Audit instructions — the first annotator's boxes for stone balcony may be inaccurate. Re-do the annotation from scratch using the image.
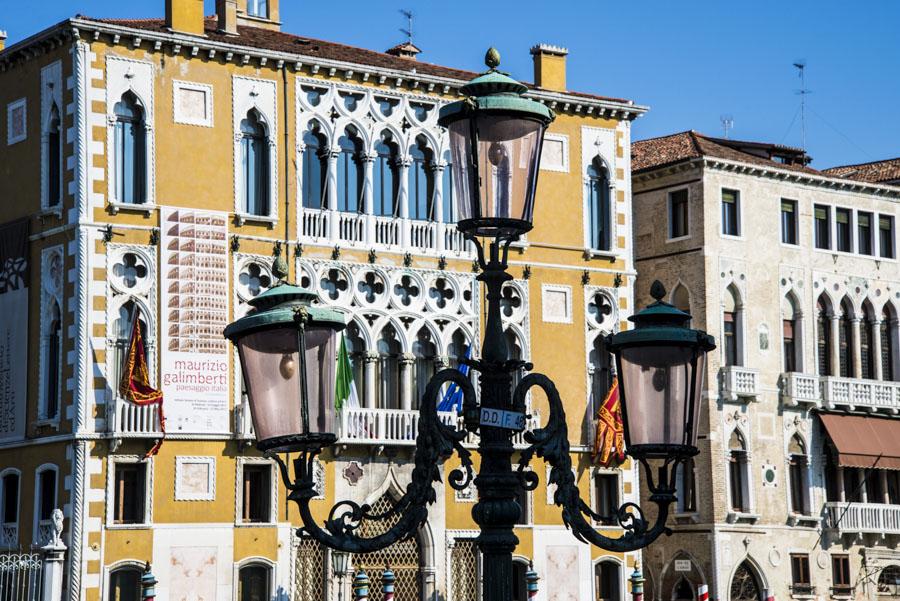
[108,398,163,438]
[720,366,760,401]
[780,372,900,413]
[825,501,900,536]
[300,209,473,258]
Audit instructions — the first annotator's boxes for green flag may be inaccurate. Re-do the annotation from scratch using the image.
[335,335,360,410]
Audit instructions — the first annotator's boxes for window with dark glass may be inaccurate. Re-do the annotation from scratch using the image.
[113,92,146,205]
[839,299,853,378]
[788,435,810,515]
[593,473,619,525]
[669,189,689,239]
[883,306,895,381]
[240,110,269,216]
[865,468,884,503]
[818,298,832,376]
[880,215,895,259]
[790,554,812,593]
[113,463,146,524]
[38,470,56,523]
[246,0,268,18]
[721,189,740,236]
[781,199,798,245]
[843,468,862,503]
[239,565,271,601]
[888,471,900,505]
[587,160,612,251]
[858,212,874,255]
[301,122,326,210]
[815,205,831,250]
[44,301,61,420]
[861,306,876,379]
[728,430,747,512]
[832,555,851,595]
[836,208,852,252]
[1,473,18,526]
[784,318,796,373]
[242,465,272,523]
[47,103,62,207]
[676,457,696,513]
[372,132,398,216]
[825,455,840,502]
[724,312,737,366]
[409,136,435,221]
[514,481,529,525]
[595,562,621,601]
[109,567,142,601]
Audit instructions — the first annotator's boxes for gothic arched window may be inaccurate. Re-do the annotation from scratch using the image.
[240,110,270,216]
[728,430,749,513]
[782,293,802,373]
[587,159,612,251]
[238,563,271,601]
[41,300,62,420]
[376,325,401,410]
[723,285,742,367]
[337,127,363,213]
[412,327,436,409]
[817,296,832,376]
[861,302,876,379]
[788,434,810,515]
[301,121,327,209]
[373,131,399,216]
[108,566,142,601]
[883,305,896,381]
[113,92,146,205]
[839,298,853,378]
[409,136,435,221]
[47,103,62,207]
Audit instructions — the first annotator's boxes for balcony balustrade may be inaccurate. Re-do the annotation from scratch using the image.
[0,524,17,549]
[781,372,821,406]
[300,208,472,258]
[825,501,900,535]
[720,366,760,401]
[108,398,163,438]
[780,373,900,413]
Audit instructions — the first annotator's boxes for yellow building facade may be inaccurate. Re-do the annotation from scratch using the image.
[0,2,648,600]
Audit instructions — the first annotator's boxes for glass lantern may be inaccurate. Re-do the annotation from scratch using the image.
[224,284,346,452]
[438,48,554,240]
[606,281,715,459]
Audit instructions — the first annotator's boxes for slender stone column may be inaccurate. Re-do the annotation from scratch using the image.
[398,158,411,247]
[327,150,340,240]
[837,467,846,502]
[881,470,890,504]
[874,319,884,380]
[851,318,862,378]
[830,315,841,377]
[363,351,379,409]
[860,469,869,503]
[362,153,376,245]
[399,353,415,411]
[432,164,446,253]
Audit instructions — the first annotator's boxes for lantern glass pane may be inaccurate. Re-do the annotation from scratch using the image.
[619,345,706,448]
[237,325,337,443]
[447,115,545,233]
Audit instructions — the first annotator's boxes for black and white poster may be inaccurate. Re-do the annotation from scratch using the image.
[0,218,29,441]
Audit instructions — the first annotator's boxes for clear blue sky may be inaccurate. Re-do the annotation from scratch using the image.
[5,0,899,168]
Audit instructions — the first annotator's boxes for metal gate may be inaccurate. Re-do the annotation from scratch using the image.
[0,553,43,601]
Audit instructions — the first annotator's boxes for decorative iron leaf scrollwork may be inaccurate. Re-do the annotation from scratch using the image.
[513,373,679,552]
[274,368,477,554]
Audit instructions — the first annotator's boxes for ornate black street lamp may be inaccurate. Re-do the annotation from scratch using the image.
[223,48,715,601]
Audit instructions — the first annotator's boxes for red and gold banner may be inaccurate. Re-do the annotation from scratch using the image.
[119,304,165,457]
[591,377,625,467]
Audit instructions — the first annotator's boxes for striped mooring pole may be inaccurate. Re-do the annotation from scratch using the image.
[352,570,370,601]
[382,567,396,601]
[525,562,539,600]
[141,562,157,601]
[698,584,709,601]
[630,561,645,601]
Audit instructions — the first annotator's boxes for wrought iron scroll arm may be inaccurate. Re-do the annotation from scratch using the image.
[514,373,679,552]
[272,369,477,553]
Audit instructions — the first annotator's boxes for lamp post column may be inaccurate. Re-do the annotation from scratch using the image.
[472,241,518,601]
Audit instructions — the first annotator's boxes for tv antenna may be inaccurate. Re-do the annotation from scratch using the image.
[793,60,811,150]
[720,115,734,139]
[399,9,414,45]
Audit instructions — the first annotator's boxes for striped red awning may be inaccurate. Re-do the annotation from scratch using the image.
[820,413,900,470]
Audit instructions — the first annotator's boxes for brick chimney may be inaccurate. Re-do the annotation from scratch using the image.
[165,0,206,36]
[216,0,238,35]
[0,31,7,52]
[385,42,422,61]
[530,44,568,92]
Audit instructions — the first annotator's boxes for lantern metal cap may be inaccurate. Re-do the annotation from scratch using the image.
[607,281,715,350]
[438,47,555,127]
[223,283,346,341]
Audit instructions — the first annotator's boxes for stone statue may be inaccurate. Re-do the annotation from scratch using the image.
[50,508,64,547]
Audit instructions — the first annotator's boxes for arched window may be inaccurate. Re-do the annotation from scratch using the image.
[301,121,327,209]
[817,296,832,376]
[337,127,363,213]
[589,335,614,415]
[0,470,20,547]
[861,302,876,379]
[730,562,762,601]
[839,298,854,378]
[587,159,612,251]
[409,136,435,221]
[240,110,270,216]
[448,330,469,370]
[671,284,691,315]
[376,325,401,410]
[108,566,142,601]
[238,563,271,601]
[788,434,810,515]
[113,301,149,399]
[42,300,62,420]
[728,430,749,513]
[595,561,621,601]
[113,92,146,205]
[345,322,367,405]
[441,149,455,223]
[512,559,530,601]
[33,466,57,545]
[883,305,896,382]
[412,327,436,409]
[373,131,399,216]
[782,293,802,373]
[47,103,62,207]
[673,577,694,601]
[878,565,900,596]
[723,286,742,367]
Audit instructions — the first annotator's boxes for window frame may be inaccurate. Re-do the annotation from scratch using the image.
[235,458,278,526]
[32,464,58,544]
[790,553,813,594]
[233,559,277,601]
[835,207,853,253]
[172,80,214,128]
[781,198,799,246]
[814,204,832,250]
[106,562,145,601]
[0,468,21,549]
[667,188,691,241]
[245,0,269,18]
[585,158,615,254]
[232,76,278,224]
[594,559,623,601]
[591,469,622,527]
[112,462,148,526]
[831,555,852,596]
[720,187,741,238]
[858,211,874,256]
[105,455,153,529]
[880,214,896,259]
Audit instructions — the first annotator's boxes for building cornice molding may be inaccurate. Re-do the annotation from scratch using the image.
[2,18,647,120]
[634,156,900,199]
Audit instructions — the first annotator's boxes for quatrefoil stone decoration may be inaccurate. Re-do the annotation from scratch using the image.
[114,252,147,289]
[429,278,455,309]
[321,268,349,301]
[499,285,521,318]
[358,271,385,304]
[395,275,420,306]
[588,292,614,326]
[239,263,271,298]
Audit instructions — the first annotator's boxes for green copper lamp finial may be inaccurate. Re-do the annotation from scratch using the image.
[485,47,501,70]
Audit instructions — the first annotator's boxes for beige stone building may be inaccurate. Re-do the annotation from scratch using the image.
[631,132,900,601]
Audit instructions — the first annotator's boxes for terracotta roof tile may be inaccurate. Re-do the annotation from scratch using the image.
[83,16,632,104]
[823,158,900,184]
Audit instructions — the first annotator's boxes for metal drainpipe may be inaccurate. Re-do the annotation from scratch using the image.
[281,62,291,267]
